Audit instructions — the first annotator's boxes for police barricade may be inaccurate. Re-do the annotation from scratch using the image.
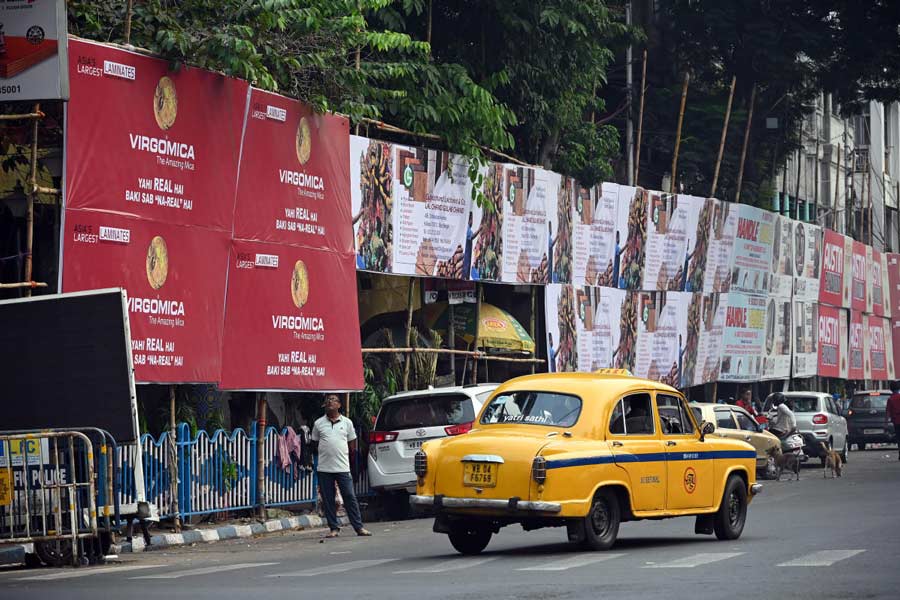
[0,431,98,567]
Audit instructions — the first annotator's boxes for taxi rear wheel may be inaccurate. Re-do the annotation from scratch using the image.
[583,489,620,551]
[448,522,492,555]
[713,475,747,540]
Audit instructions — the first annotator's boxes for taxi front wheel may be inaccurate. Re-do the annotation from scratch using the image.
[713,475,747,540]
[448,522,492,555]
[583,489,621,551]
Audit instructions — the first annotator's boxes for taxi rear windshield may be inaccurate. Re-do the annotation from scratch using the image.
[850,394,889,409]
[480,391,582,427]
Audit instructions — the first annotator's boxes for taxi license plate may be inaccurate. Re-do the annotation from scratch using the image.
[463,462,496,487]
[864,428,884,435]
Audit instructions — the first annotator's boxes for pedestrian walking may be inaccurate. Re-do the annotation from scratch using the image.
[887,382,900,461]
[311,394,373,537]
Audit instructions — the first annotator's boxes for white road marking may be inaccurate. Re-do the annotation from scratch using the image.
[132,562,278,579]
[778,550,866,567]
[16,564,163,581]
[269,559,398,577]
[394,556,498,574]
[517,553,625,571]
[643,552,744,568]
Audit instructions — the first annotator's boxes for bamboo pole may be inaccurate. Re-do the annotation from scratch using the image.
[256,393,267,519]
[710,76,736,199]
[0,281,47,289]
[124,0,134,45]
[24,103,39,298]
[832,145,841,230]
[449,302,456,382]
[868,166,873,246]
[814,137,820,218]
[670,73,690,194]
[634,49,648,185]
[427,0,433,45]
[402,277,415,390]
[530,286,537,374]
[473,283,482,384]
[168,385,181,533]
[362,347,543,361]
[734,84,757,204]
[0,111,44,120]
[795,124,803,220]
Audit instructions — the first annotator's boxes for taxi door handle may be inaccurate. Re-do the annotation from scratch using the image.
[666,441,677,447]
[744,435,752,442]
[612,441,624,447]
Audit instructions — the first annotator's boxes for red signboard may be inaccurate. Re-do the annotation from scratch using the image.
[219,240,363,390]
[888,254,900,365]
[816,305,846,379]
[850,241,867,313]
[66,39,249,231]
[233,89,352,252]
[865,314,893,382]
[869,247,886,317]
[848,310,865,381]
[61,209,230,383]
[819,230,850,308]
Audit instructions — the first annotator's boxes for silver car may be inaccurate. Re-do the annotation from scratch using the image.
[763,391,849,464]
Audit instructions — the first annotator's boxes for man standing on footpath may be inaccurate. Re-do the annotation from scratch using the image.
[311,394,373,538]
[887,383,900,461]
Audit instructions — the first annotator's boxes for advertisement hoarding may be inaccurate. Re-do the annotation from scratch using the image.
[0,0,68,101]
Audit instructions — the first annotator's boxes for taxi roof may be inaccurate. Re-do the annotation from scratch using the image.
[494,371,682,401]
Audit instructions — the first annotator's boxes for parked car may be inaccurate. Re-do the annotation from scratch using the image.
[412,371,761,555]
[762,392,849,464]
[846,390,896,450]
[367,384,498,518]
[690,402,779,474]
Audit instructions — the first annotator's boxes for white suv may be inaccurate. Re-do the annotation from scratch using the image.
[367,384,498,518]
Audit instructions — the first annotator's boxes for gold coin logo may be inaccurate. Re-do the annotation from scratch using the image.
[296,117,312,165]
[153,76,178,130]
[290,260,309,309]
[146,236,169,290]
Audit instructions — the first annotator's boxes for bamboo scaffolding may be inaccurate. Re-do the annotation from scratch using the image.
[0,111,44,121]
[362,347,545,364]
[710,76,736,198]
[670,73,690,194]
[633,49,648,185]
[0,281,47,289]
[832,145,841,230]
[24,103,39,297]
[734,84,757,204]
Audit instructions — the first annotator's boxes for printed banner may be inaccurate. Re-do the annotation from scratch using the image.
[850,241,867,313]
[0,0,68,101]
[817,305,848,379]
[501,166,555,283]
[61,209,229,383]
[615,186,648,290]
[573,286,595,373]
[792,301,818,379]
[219,240,363,390]
[703,199,736,294]
[66,39,249,231]
[848,310,865,380]
[633,292,690,387]
[643,193,697,292]
[469,163,505,281]
[888,254,900,366]
[867,247,888,317]
[761,296,792,380]
[683,293,726,387]
[730,204,775,296]
[572,182,617,287]
[595,287,630,371]
[349,136,394,272]
[771,215,794,299]
[865,315,895,382]
[234,89,351,252]
[819,230,852,308]
[552,178,574,284]
[793,222,822,302]
[545,284,578,373]
[719,292,766,382]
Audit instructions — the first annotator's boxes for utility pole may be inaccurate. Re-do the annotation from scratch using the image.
[626,1,634,186]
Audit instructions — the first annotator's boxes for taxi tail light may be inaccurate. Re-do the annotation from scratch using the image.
[414,450,427,477]
[368,431,398,444]
[532,456,547,484]
[847,409,854,416]
[812,414,828,425]
[444,421,473,436]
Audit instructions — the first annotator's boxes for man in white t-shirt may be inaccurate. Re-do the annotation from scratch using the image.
[311,394,372,538]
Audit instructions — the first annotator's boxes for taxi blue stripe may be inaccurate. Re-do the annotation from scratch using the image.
[546,450,755,470]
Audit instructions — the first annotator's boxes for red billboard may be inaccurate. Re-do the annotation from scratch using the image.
[61,209,230,383]
[65,39,249,231]
[819,230,850,308]
[848,310,865,380]
[219,240,363,390]
[850,241,867,313]
[865,314,894,382]
[888,254,900,365]
[233,89,352,252]
[816,305,847,379]
[869,247,886,317]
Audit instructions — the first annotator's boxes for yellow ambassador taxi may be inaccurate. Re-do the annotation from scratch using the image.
[411,371,762,555]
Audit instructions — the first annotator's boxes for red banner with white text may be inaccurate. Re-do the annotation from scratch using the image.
[816,305,847,379]
[848,310,866,380]
[233,89,352,252]
[219,240,363,390]
[65,38,248,231]
[865,314,895,382]
[850,241,868,313]
[61,209,230,382]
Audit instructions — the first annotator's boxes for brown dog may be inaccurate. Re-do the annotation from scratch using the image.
[819,442,843,478]
[767,445,801,481]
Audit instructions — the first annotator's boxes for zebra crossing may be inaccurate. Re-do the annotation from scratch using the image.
[6,548,867,582]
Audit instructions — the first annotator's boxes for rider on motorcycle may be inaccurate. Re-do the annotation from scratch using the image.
[767,392,796,439]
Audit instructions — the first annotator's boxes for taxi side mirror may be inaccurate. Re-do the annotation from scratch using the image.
[699,420,715,442]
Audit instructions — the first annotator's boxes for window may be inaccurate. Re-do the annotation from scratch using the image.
[480,391,582,427]
[715,409,737,430]
[657,394,695,435]
[789,396,821,413]
[691,407,703,425]
[609,393,654,435]
[850,394,889,410]
[734,411,758,432]
[376,394,475,430]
